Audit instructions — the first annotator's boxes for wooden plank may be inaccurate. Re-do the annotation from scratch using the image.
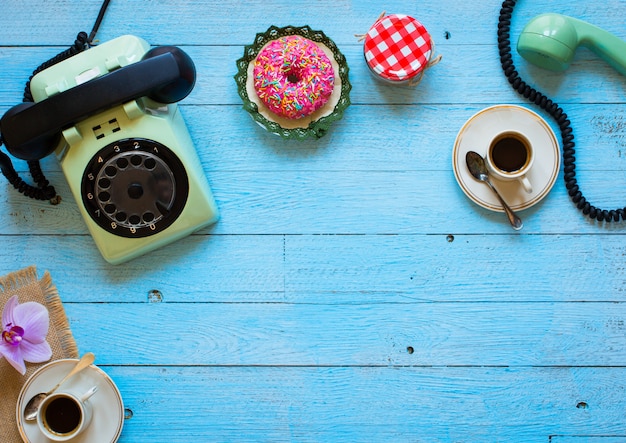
[1,234,285,302]
[2,104,625,175]
[1,167,626,235]
[1,44,625,106]
[2,233,626,304]
[552,438,626,442]
[0,0,623,47]
[283,234,626,303]
[65,301,626,366]
[98,366,626,442]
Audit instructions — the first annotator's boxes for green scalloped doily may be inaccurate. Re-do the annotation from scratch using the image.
[234,25,351,140]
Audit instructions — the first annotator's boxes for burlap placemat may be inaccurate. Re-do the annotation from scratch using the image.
[0,266,78,442]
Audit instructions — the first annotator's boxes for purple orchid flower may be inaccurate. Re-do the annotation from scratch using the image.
[1,295,51,375]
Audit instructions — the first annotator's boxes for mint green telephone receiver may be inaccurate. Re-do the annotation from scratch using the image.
[517,13,626,76]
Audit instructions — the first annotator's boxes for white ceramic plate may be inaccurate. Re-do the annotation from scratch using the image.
[16,359,124,443]
[453,104,560,212]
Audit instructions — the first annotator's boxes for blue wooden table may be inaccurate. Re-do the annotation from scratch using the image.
[1,0,626,441]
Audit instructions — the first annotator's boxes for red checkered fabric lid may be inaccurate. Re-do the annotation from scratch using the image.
[364,14,433,82]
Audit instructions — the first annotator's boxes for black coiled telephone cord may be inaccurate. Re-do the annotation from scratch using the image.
[0,0,110,204]
[498,0,625,222]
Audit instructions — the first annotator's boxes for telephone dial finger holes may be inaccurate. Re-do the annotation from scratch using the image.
[81,138,189,238]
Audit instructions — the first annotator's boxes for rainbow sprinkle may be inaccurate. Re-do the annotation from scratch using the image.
[253,35,335,119]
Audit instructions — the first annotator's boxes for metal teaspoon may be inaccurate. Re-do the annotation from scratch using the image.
[465,151,523,230]
[23,352,96,421]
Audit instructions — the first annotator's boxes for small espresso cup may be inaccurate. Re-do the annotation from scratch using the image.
[36,386,98,441]
[485,130,534,193]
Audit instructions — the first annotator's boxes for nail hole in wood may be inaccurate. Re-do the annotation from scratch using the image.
[124,408,134,419]
[447,234,455,242]
[407,346,414,354]
[148,289,163,303]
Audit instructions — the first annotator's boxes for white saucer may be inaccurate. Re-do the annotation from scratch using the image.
[16,359,124,443]
[453,104,560,212]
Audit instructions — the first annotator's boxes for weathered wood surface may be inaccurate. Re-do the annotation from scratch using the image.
[1,0,625,441]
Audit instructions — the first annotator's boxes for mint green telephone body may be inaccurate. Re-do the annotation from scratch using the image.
[517,13,626,76]
[29,35,219,264]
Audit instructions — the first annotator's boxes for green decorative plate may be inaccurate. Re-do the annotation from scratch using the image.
[234,25,351,140]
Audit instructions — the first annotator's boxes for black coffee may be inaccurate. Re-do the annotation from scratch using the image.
[44,396,81,434]
[491,135,529,172]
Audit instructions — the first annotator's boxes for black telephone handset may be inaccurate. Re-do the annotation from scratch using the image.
[0,1,114,202]
[0,46,195,161]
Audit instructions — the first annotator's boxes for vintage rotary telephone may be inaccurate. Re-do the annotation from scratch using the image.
[498,2,626,222]
[0,3,218,263]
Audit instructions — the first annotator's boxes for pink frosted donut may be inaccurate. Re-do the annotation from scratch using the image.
[253,35,335,120]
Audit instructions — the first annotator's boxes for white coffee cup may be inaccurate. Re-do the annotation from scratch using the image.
[485,130,534,193]
[36,386,98,441]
